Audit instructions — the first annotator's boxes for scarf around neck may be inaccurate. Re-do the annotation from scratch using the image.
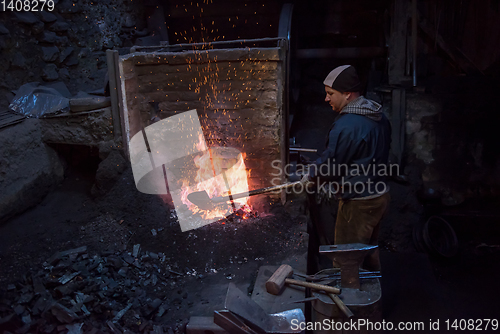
[340,96,383,121]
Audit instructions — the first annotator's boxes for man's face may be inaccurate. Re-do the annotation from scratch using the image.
[325,86,348,112]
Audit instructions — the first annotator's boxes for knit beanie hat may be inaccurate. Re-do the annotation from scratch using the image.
[323,65,362,92]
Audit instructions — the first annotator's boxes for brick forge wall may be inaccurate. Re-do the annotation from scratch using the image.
[120,47,285,209]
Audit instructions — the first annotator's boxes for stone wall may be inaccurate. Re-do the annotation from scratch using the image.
[0,1,149,221]
[119,47,285,203]
[403,90,500,205]
[41,108,114,145]
[0,0,145,110]
[0,119,64,222]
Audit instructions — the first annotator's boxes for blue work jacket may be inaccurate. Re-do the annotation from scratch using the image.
[309,112,392,200]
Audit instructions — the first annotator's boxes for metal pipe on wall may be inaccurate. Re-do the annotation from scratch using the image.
[412,0,418,86]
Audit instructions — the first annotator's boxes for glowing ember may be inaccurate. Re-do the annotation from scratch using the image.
[180,136,251,220]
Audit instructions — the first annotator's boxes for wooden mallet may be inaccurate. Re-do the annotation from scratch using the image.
[265,264,341,295]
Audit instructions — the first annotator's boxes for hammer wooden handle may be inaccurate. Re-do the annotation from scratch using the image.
[266,264,342,295]
[285,278,341,294]
[328,293,354,318]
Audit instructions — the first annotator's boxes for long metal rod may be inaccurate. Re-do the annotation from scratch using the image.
[278,3,294,205]
[132,37,286,51]
[196,180,303,205]
[221,180,304,202]
[41,108,108,118]
[290,147,318,153]
[295,272,381,282]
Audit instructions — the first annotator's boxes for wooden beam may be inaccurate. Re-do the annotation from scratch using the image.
[391,88,405,167]
[388,0,410,85]
[296,47,386,59]
[106,50,123,142]
[418,12,483,75]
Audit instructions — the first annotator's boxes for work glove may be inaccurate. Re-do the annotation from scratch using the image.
[289,171,303,182]
[300,165,314,185]
[298,154,312,165]
[289,166,311,183]
[290,164,314,185]
[301,173,311,185]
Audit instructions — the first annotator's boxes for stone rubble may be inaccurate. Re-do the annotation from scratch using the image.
[0,245,186,333]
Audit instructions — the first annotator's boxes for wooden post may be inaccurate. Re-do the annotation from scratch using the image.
[106,50,123,142]
[391,88,406,167]
[388,0,411,85]
[278,39,288,205]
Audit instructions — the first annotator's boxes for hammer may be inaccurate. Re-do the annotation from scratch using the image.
[266,265,353,318]
[266,264,340,295]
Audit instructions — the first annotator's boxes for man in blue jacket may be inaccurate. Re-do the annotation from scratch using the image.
[305,65,391,271]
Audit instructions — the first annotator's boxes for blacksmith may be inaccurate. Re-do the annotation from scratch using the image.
[304,65,392,271]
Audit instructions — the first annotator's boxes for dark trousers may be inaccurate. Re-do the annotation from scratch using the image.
[307,192,337,274]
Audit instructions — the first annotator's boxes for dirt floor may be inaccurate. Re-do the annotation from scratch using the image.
[0,157,308,333]
[2,150,500,333]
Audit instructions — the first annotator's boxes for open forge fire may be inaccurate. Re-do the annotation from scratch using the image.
[180,135,253,220]
[128,109,258,232]
[126,3,282,231]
